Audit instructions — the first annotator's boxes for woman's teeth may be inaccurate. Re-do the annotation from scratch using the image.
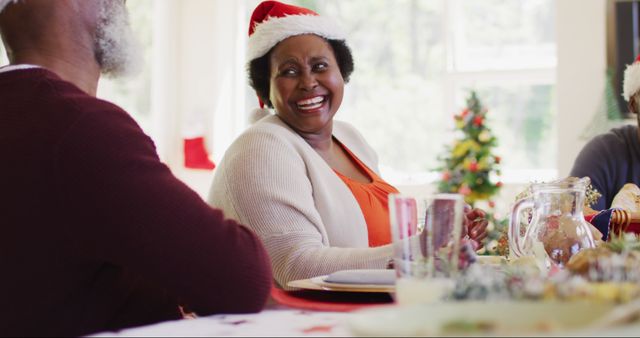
[297,96,325,110]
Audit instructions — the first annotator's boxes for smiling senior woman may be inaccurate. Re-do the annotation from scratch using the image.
[208,0,488,289]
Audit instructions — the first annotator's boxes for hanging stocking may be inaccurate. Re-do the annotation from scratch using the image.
[183,136,215,170]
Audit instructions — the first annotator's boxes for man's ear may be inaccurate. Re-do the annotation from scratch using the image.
[629,96,638,115]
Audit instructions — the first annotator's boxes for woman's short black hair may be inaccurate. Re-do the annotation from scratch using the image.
[248,38,354,108]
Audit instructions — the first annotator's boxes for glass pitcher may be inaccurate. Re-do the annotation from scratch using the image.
[509,177,596,268]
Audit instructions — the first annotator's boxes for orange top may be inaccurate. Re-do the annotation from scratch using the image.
[334,143,399,247]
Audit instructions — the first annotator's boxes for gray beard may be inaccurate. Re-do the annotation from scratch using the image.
[94,0,143,78]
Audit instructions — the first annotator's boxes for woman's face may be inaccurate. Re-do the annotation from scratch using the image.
[268,34,344,137]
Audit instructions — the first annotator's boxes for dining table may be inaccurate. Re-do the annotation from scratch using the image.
[89,285,640,337]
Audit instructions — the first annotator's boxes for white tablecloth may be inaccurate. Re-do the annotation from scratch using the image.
[90,305,640,337]
[91,309,354,337]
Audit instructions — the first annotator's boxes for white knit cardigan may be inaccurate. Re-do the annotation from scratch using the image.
[208,115,393,289]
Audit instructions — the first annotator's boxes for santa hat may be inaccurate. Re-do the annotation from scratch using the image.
[0,0,17,13]
[623,54,640,102]
[246,1,346,122]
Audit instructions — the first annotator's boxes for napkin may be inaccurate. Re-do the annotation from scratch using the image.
[324,269,396,286]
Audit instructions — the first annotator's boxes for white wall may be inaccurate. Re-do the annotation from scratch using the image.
[556,0,607,176]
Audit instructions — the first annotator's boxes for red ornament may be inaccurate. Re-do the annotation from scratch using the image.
[496,181,503,188]
[461,109,470,117]
[494,155,501,164]
[468,161,479,173]
[488,200,496,208]
[459,185,472,196]
[473,116,484,127]
[442,171,451,181]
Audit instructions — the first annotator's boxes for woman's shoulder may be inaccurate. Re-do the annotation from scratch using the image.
[221,115,310,166]
[245,114,293,135]
[232,115,300,147]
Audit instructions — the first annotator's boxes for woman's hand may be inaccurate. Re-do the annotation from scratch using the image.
[464,206,489,250]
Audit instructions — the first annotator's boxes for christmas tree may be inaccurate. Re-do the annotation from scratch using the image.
[437,91,502,206]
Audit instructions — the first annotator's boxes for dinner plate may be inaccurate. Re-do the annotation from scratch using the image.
[348,300,626,336]
[286,261,504,294]
[288,270,395,293]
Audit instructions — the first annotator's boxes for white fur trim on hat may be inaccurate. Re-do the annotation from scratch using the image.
[247,14,346,61]
[0,0,17,13]
[624,62,640,102]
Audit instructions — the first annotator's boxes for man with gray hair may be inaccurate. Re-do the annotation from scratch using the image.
[0,0,272,336]
[571,54,640,227]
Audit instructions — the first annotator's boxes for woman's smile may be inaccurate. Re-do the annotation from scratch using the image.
[295,95,327,111]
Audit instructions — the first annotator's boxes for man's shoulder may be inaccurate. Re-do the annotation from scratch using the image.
[3,68,132,120]
[608,124,639,144]
[586,124,638,150]
[572,125,638,177]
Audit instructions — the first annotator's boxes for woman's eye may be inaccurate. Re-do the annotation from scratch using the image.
[280,68,298,76]
[313,63,328,72]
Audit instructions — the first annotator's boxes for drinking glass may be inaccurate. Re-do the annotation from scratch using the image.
[389,193,465,305]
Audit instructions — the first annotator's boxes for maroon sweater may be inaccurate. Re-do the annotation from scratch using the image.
[0,68,272,336]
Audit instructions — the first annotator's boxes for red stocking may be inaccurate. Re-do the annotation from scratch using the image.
[183,137,215,170]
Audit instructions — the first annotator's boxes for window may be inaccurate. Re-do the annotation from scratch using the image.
[0,38,7,66]
[97,0,155,136]
[274,0,557,184]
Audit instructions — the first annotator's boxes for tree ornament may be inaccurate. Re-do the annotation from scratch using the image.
[469,161,479,173]
[478,130,491,143]
[473,116,484,127]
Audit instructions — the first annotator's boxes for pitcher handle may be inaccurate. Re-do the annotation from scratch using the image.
[509,197,534,258]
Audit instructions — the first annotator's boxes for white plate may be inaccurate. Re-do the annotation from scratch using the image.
[348,301,623,336]
[312,276,395,292]
[287,274,395,293]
